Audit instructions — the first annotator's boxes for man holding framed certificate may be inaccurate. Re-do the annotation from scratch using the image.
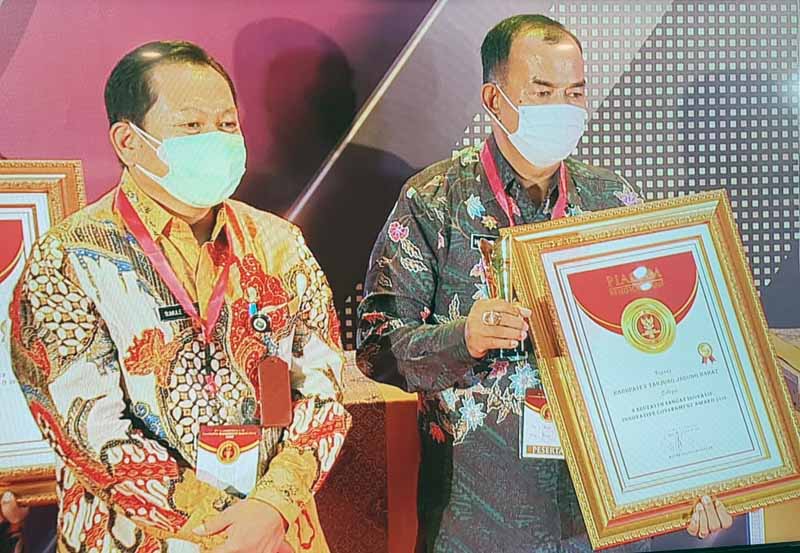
[357,13,734,553]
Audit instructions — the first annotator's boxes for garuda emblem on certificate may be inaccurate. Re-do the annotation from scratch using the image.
[569,251,698,354]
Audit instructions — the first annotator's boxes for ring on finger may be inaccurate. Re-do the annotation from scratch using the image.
[481,310,502,326]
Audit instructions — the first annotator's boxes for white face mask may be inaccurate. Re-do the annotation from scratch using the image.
[130,123,247,208]
[484,85,588,167]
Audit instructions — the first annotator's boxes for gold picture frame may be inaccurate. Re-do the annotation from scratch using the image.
[0,160,86,506]
[498,190,800,549]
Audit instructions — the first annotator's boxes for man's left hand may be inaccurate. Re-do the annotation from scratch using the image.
[194,499,289,553]
[686,495,733,539]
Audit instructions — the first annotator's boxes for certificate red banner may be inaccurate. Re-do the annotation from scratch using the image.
[568,251,699,354]
[0,220,24,284]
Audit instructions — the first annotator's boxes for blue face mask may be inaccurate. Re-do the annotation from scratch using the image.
[131,124,247,208]
[485,85,588,167]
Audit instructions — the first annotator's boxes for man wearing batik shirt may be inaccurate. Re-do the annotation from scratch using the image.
[358,15,731,553]
[10,41,350,553]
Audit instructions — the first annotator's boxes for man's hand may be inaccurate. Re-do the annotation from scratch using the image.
[686,495,733,539]
[464,299,531,359]
[194,499,289,553]
[0,491,29,529]
[1,492,29,553]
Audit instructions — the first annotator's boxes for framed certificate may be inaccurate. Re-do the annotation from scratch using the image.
[498,190,800,549]
[0,160,86,505]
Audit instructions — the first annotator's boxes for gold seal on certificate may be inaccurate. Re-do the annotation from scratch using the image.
[620,298,676,353]
[495,190,800,549]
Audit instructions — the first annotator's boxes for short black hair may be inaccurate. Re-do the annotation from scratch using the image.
[481,15,583,84]
[104,40,237,128]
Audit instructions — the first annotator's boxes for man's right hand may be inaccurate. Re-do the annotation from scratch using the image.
[464,299,531,359]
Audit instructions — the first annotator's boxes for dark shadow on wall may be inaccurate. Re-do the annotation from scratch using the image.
[292,143,415,312]
[232,18,358,217]
[231,17,420,312]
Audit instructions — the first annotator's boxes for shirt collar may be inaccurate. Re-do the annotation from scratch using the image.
[487,133,562,200]
[209,204,230,244]
[486,134,520,194]
[118,170,230,244]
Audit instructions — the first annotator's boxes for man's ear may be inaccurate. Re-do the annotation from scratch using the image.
[109,122,138,167]
[481,83,501,117]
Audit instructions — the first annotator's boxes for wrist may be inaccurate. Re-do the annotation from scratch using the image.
[247,494,291,531]
[462,320,485,359]
[454,317,480,361]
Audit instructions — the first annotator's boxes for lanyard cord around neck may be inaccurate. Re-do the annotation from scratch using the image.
[115,188,232,343]
[479,142,570,226]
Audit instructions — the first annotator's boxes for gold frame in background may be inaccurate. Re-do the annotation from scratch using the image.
[498,190,800,549]
[0,160,86,505]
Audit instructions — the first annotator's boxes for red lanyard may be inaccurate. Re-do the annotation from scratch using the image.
[479,142,569,226]
[116,188,232,343]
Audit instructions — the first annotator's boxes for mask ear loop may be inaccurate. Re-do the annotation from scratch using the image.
[482,83,519,137]
[128,122,162,151]
[127,122,168,182]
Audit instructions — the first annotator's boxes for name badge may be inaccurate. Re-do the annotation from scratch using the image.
[158,303,200,322]
[470,233,497,250]
[197,425,261,495]
[520,388,564,460]
[258,357,293,428]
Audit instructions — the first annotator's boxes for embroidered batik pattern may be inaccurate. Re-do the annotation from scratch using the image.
[10,173,350,553]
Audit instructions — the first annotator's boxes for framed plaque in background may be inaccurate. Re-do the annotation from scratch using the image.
[0,160,86,505]
[498,190,800,549]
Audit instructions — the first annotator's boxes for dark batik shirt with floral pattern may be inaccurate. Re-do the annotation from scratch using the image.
[357,136,650,553]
